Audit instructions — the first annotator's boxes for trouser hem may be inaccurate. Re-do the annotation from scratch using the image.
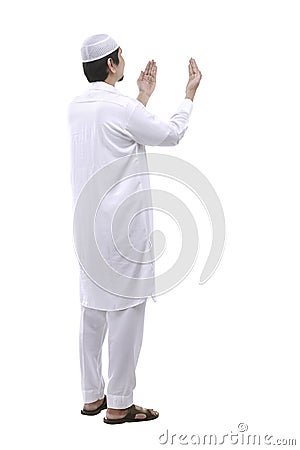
[107,393,133,409]
[82,389,105,404]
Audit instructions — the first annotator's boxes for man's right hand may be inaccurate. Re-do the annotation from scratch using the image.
[185,58,202,101]
[137,60,157,106]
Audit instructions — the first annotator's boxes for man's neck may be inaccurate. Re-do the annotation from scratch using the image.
[104,76,116,87]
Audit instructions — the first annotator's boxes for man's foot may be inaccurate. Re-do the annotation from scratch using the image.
[83,396,106,412]
[106,404,159,420]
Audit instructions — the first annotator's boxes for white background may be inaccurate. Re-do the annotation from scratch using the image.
[0,0,299,448]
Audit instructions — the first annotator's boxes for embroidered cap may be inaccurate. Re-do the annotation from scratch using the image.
[81,34,119,62]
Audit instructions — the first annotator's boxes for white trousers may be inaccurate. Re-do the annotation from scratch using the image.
[79,300,147,409]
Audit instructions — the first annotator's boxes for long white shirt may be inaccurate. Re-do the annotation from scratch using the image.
[68,81,193,311]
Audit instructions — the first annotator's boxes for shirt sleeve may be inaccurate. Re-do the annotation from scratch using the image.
[125,98,193,146]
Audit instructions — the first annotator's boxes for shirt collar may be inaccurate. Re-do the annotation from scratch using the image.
[88,81,120,94]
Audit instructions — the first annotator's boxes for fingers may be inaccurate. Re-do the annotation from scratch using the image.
[144,61,151,75]
[192,58,201,74]
[188,59,193,77]
[188,58,196,74]
[188,57,202,79]
[137,70,144,82]
[151,62,157,76]
[144,59,157,76]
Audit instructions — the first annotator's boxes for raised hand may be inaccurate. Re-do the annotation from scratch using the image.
[137,60,157,99]
[186,58,202,100]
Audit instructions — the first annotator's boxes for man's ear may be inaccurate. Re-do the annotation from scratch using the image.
[107,58,116,74]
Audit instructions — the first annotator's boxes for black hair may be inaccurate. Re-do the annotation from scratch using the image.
[82,47,120,82]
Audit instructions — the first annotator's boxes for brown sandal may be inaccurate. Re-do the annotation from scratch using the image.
[81,395,107,415]
[103,404,159,424]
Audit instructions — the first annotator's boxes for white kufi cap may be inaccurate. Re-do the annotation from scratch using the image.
[81,34,119,62]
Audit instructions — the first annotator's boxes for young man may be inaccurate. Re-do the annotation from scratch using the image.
[68,34,202,424]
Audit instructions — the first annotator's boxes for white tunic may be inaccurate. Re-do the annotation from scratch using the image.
[67,81,193,311]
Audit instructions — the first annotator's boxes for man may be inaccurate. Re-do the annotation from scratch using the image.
[68,34,202,424]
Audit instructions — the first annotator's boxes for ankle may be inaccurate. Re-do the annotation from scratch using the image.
[85,397,103,406]
[107,407,127,412]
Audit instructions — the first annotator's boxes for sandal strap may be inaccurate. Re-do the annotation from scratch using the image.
[127,404,152,418]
